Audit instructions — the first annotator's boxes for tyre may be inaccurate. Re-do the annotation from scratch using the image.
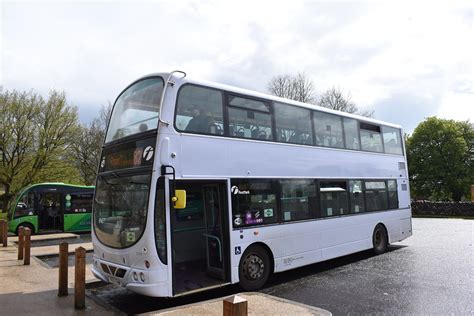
[238,244,271,291]
[372,224,388,255]
[16,223,34,236]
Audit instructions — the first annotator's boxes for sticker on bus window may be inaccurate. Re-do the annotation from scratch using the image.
[127,232,136,242]
[284,212,291,221]
[263,209,273,217]
[355,205,360,213]
[327,208,333,216]
[234,217,242,226]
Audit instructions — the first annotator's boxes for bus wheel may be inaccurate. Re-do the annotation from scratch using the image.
[239,244,271,291]
[372,224,388,255]
[16,223,34,236]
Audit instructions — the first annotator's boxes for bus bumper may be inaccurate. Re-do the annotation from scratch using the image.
[91,258,170,297]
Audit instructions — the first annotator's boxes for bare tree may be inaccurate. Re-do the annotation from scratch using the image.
[318,87,374,118]
[71,103,112,185]
[267,73,316,103]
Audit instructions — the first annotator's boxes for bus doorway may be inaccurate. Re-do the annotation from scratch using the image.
[171,181,229,295]
[38,191,63,232]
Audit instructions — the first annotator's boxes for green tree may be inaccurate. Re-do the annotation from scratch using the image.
[406,117,474,201]
[0,89,81,211]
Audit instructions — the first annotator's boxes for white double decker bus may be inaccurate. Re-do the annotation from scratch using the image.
[92,71,412,297]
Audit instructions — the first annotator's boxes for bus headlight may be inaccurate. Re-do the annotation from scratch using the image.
[132,271,138,281]
[139,272,145,282]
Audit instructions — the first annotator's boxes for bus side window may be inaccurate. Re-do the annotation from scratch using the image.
[274,102,313,145]
[175,85,224,135]
[231,179,278,228]
[319,181,349,216]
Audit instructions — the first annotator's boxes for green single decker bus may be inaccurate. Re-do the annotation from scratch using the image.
[8,183,94,235]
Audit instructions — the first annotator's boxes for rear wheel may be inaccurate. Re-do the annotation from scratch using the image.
[372,224,388,255]
[239,245,271,291]
[16,223,34,236]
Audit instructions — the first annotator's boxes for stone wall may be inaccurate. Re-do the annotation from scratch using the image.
[412,201,474,217]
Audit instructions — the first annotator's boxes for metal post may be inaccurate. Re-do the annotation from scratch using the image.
[17,226,25,260]
[24,228,31,265]
[1,220,7,247]
[74,246,86,309]
[58,242,69,297]
[223,295,248,316]
[0,220,3,245]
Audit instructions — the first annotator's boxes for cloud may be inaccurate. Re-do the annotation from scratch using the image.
[1,1,472,131]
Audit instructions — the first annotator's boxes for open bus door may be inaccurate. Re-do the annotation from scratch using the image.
[169,179,230,295]
[37,190,63,232]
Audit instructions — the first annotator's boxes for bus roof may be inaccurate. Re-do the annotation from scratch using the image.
[138,71,403,130]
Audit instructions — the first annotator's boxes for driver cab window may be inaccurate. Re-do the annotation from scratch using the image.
[175,85,224,135]
[15,191,36,218]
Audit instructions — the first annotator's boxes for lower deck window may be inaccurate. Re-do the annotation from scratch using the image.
[231,180,278,228]
[365,181,388,211]
[320,181,349,217]
[280,179,317,221]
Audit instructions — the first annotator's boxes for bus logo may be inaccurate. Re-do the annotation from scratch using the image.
[231,185,250,195]
[143,146,154,161]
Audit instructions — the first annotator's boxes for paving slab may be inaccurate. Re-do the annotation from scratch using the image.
[146,293,331,315]
[9,232,80,242]
[0,240,107,315]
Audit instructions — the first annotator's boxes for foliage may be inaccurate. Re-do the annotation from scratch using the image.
[0,89,82,211]
[406,117,474,201]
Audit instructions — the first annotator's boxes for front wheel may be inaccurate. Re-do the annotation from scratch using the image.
[16,223,35,236]
[372,224,388,255]
[238,245,271,291]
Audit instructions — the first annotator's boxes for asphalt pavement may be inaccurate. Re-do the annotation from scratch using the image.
[263,218,473,315]
[89,218,473,315]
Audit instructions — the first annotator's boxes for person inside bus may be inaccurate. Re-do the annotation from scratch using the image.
[185,106,213,133]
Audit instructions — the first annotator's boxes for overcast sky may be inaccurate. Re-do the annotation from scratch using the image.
[1,1,473,133]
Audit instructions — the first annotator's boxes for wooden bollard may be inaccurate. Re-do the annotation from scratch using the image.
[0,220,4,245]
[1,220,7,247]
[223,295,248,316]
[17,226,25,260]
[74,246,86,310]
[23,228,31,265]
[58,241,69,297]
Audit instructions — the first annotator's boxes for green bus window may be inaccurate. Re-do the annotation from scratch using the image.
[15,191,35,218]
[382,126,403,155]
[313,112,344,148]
[176,85,224,135]
[320,181,349,216]
[274,102,313,145]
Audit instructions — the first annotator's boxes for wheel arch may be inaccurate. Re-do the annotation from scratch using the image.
[242,241,275,274]
[15,221,35,235]
[374,222,389,244]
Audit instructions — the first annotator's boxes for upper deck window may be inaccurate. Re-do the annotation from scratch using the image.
[106,77,164,143]
[274,102,313,145]
[382,126,403,155]
[228,95,273,140]
[313,112,344,148]
[175,85,224,135]
[360,122,383,153]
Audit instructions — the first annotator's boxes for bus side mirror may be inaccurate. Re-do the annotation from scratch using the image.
[172,190,187,209]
